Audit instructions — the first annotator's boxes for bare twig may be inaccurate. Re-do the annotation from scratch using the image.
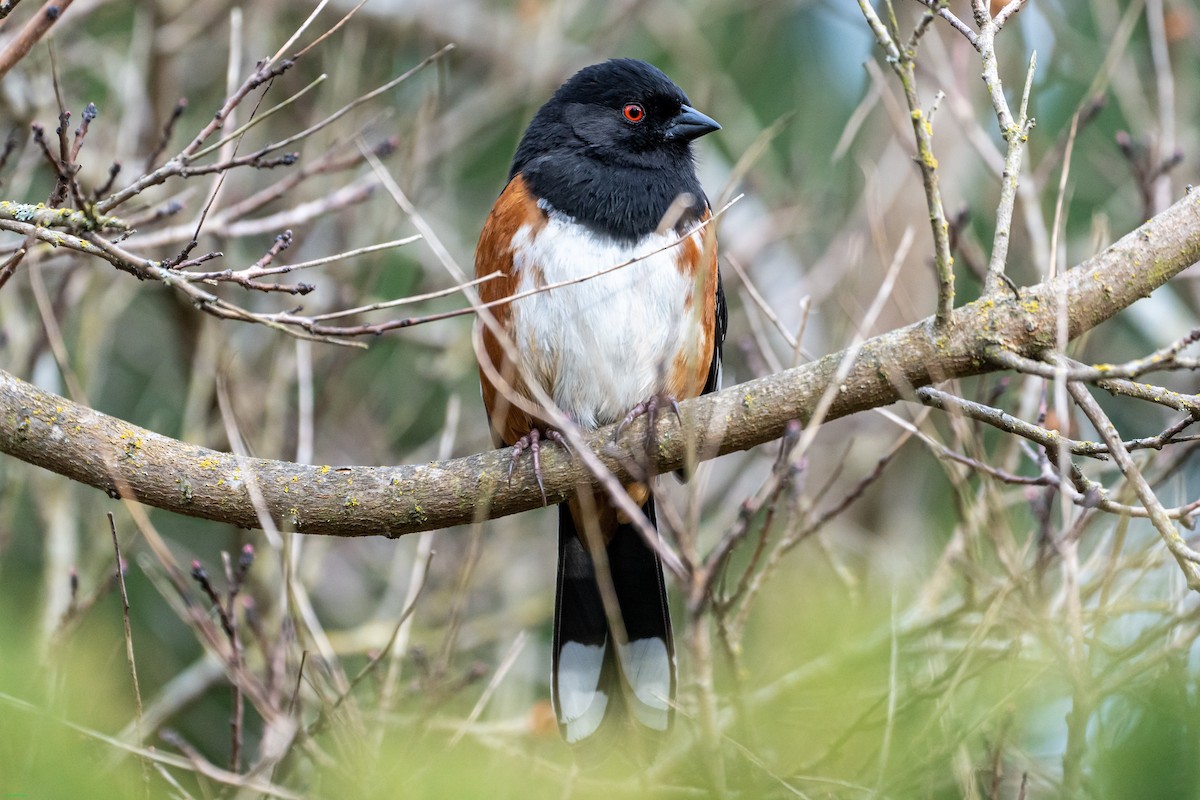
[916,386,1198,458]
[726,253,798,350]
[993,0,1028,29]
[1146,0,1177,215]
[69,102,96,162]
[984,50,1037,294]
[145,99,188,172]
[108,513,148,786]
[1047,110,1080,280]
[858,0,955,324]
[1067,382,1200,588]
[0,0,76,80]
[95,53,299,215]
[0,243,28,289]
[987,336,1200,383]
[913,0,977,44]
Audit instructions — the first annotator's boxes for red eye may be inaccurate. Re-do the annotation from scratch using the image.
[623,103,645,123]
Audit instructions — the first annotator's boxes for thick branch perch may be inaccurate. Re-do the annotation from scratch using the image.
[2,192,1198,538]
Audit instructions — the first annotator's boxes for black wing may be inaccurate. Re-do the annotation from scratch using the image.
[702,270,726,395]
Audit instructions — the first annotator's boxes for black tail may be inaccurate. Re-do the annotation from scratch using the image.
[552,498,676,744]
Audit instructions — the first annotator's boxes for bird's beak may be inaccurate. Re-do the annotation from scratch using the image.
[664,104,721,142]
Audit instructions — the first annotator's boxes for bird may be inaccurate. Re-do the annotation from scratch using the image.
[473,58,725,745]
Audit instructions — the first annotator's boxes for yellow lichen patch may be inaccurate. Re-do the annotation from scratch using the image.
[1091,272,1115,296]
[1020,300,1040,314]
[320,465,331,474]
[198,458,219,469]
[344,496,359,508]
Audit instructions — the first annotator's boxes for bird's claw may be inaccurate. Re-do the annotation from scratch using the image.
[508,428,569,505]
[613,393,682,446]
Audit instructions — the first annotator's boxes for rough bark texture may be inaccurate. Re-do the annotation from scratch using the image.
[2,191,1198,538]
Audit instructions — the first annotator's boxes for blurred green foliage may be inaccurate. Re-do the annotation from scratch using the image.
[0,616,145,798]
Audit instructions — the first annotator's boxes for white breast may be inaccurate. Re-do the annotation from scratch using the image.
[509,215,702,429]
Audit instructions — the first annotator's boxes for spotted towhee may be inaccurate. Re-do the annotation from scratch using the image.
[474,59,725,744]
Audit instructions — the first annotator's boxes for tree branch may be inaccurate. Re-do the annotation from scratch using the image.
[0,0,75,80]
[1,191,1198,538]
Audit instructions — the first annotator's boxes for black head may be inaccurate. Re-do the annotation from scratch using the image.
[509,59,720,241]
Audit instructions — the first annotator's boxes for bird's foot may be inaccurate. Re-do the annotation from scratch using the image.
[508,427,570,504]
[613,393,682,451]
